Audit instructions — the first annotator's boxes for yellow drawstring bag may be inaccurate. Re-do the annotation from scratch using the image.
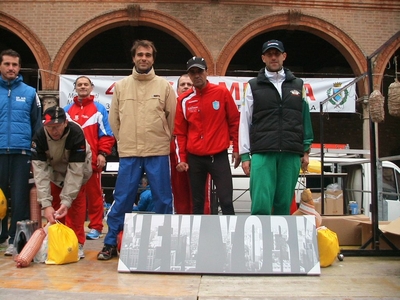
[45,221,79,265]
[0,188,7,220]
[300,159,322,174]
[317,226,340,267]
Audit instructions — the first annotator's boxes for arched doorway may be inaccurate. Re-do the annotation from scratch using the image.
[66,26,193,77]
[51,7,213,89]
[0,12,51,90]
[225,30,354,78]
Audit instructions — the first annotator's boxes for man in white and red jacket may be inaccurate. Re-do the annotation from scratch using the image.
[174,57,241,215]
[64,76,114,240]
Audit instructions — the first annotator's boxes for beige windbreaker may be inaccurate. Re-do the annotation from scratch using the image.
[109,67,176,157]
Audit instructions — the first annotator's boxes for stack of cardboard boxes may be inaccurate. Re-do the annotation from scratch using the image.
[359,218,400,250]
[312,191,400,248]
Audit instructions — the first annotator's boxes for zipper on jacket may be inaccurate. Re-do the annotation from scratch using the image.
[7,82,11,147]
[278,82,284,152]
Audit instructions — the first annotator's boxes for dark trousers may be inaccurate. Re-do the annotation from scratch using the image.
[0,154,31,244]
[188,150,235,215]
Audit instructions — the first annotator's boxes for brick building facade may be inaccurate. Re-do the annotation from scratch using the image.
[0,0,399,157]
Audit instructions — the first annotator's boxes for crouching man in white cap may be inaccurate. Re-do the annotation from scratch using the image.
[31,106,92,259]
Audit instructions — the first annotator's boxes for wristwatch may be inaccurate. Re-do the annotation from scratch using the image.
[98,151,107,158]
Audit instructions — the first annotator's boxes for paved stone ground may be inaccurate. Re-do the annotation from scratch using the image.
[0,221,399,299]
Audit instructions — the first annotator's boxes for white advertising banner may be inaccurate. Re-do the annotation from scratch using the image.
[59,75,357,113]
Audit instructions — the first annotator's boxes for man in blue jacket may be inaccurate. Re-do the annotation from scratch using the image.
[0,49,42,256]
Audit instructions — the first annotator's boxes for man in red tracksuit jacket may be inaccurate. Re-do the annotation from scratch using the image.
[170,74,211,214]
[174,57,241,215]
[64,76,114,240]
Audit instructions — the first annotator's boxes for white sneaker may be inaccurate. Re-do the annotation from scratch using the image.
[4,244,15,256]
[78,244,85,259]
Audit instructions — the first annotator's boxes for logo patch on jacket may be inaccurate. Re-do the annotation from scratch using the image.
[188,106,198,112]
[212,100,220,110]
[290,90,301,96]
[16,96,26,102]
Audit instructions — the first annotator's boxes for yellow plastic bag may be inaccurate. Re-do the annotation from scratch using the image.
[0,188,7,220]
[45,221,79,265]
[317,226,339,267]
[300,159,321,174]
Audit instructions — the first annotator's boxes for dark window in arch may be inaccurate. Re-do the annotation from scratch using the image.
[67,26,192,77]
[0,28,40,89]
[227,30,353,78]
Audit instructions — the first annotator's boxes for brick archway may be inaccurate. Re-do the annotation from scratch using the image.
[217,11,368,95]
[372,32,400,90]
[0,12,51,86]
[50,6,212,90]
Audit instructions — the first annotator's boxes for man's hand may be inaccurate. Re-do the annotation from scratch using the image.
[176,162,189,172]
[44,204,69,224]
[43,206,57,224]
[241,160,251,176]
[232,152,241,169]
[301,152,310,173]
[97,154,107,170]
[55,204,68,219]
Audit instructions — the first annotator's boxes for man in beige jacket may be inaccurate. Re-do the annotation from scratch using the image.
[98,40,176,260]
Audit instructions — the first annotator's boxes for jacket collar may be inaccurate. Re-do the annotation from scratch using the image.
[257,67,296,84]
[192,80,210,94]
[265,68,285,83]
[73,95,95,107]
[0,75,23,88]
[132,67,156,81]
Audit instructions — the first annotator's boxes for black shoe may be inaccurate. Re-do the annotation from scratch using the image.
[97,244,117,260]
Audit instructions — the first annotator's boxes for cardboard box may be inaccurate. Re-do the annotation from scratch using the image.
[312,193,322,214]
[360,218,400,250]
[324,190,344,215]
[321,215,370,246]
[312,191,344,215]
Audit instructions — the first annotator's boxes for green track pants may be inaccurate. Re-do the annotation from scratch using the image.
[250,152,301,215]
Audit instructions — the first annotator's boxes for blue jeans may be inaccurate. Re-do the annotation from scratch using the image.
[0,154,31,244]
